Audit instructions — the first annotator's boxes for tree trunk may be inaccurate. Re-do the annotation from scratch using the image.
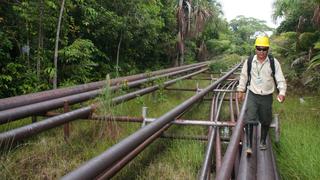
[37,0,44,79]
[116,32,122,77]
[177,0,185,66]
[53,0,66,89]
[26,22,30,68]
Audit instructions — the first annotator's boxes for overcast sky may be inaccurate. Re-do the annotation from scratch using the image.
[219,0,280,28]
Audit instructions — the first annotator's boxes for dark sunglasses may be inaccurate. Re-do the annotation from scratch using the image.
[256,47,269,52]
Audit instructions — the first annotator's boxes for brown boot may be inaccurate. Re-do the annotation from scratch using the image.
[246,147,253,155]
[259,143,267,150]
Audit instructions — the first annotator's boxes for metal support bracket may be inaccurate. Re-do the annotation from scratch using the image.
[141,106,148,128]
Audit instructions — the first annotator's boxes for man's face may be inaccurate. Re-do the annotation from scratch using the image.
[255,46,269,60]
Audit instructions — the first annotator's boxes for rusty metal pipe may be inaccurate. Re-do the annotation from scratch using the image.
[61,63,241,180]
[236,127,257,180]
[198,95,216,180]
[97,111,190,179]
[91,116,144,122]
[111,68,208,105]
[0,62,207,111]
[160,134,208,141]
[215,82,236,174]
[214,82,236,174]
[124,118,236,127]
[270,139,280,180]
[229,81,240,177]
[0,90,100,125]
[257,129,276,180]
[0,68,208,144]
[229,81,238,122]
[198,127,216,180]
[0,65,207,125]
[200,81,234,179]
[96,124,171,179]
[164,87,198,92]
[215,128,222,172]
[0,107,92,147]
[92,116,237,127]
[215,91,249,180]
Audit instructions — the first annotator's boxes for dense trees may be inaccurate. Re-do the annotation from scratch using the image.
[0,0,230,98]
[228,16,273,55]
[2,0,319,98]
[272,0,320,91]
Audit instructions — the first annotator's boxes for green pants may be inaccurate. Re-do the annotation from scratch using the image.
[245,91,273,126]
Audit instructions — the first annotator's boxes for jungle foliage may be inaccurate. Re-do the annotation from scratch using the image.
[271,0,320,92]
[0,0,227,98]
[1,0,320,98]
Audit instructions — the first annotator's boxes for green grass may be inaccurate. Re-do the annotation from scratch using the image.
[273,95,320,180]
[1,67,319,179]
[0,76,212,179]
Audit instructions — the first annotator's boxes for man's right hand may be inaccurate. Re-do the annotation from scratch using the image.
[237,91,245,102]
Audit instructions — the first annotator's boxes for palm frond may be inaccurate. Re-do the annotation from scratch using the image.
[291,55,308,68]
[312,5,320,27]
[185,1,192,34]
[302,75,314,85]
[307,52,320,70]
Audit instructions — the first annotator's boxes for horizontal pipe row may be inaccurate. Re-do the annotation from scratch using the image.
[90,115,278,129]
[0,62,207,111]
[0,68,208,145]
[0,64,207,125]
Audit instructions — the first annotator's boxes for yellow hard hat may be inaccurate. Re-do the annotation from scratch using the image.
[255,36,270,47]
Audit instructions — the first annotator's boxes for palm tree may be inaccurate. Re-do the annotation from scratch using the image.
[53,0,66,89]
[176,0,190,66]
[176,0,220,66]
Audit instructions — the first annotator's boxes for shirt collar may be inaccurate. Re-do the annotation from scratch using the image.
[253,55,269,64]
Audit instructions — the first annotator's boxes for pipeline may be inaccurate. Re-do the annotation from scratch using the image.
[0,68,208,144]
[215,91,249,180]
[97,124,172,179]
[0,64,207,125]
[236,127,257,180]
[199,82,232,179]
[198,94,217,180]
[61,63,241,180]
[256,127,276,180]
[0,62,207,111]
[215,81,238,175]
[97,110,190,179]
[229,81,241,177]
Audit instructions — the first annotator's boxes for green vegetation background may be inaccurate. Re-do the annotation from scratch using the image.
[1,0,320,179]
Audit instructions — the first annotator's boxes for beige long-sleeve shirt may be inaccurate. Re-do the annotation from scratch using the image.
[237,55,287,96]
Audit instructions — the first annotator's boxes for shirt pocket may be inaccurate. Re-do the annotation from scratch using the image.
[263,76,274,91]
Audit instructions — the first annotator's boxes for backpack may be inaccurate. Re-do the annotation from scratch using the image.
[246,54,279,93]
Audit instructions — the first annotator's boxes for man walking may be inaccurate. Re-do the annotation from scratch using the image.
[237,35,287,155]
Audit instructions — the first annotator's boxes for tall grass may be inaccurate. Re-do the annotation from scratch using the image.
[273,95,320,180]
[0,75,212,179]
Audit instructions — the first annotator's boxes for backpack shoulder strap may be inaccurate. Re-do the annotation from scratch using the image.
[246,55,254,87]
[268,54,275,76]
[268,54,279,93]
